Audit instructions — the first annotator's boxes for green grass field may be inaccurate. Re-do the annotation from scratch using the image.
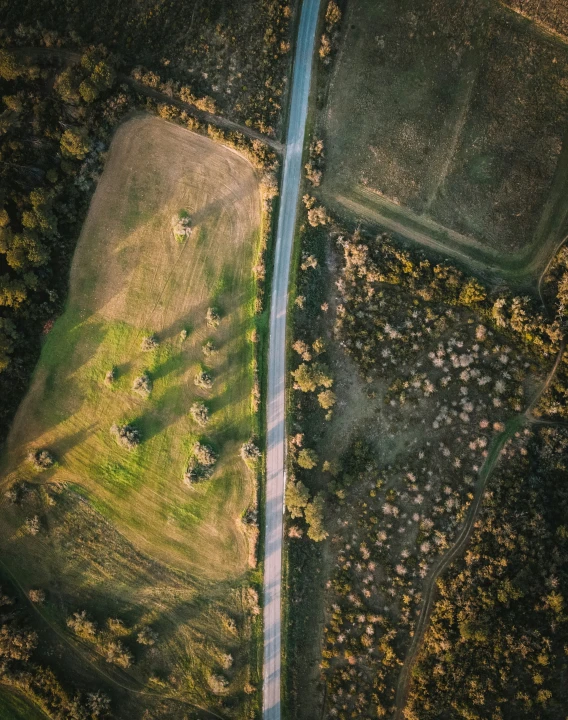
[0,115,262,716]
[321,0,568,261]
[0,689,49,720]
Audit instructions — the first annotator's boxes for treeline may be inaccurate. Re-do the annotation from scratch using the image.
[0,575,113,718]
[406,426,568,719]
[0,46,128,439]
[0,0,293,136]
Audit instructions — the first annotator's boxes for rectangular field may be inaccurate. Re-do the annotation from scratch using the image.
[0,115,262,717]
[322,0,568,257]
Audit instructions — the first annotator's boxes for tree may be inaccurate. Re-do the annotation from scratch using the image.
[318,389,336,410]
[286,478,310,518]
[291,362,333,392]
[458,278,486,306]
[0,50,23,81]
[305,493,328,541]
[60,128,91,160]
[190,401,210,426]
[326,0,342,25]
[297,448,318,470]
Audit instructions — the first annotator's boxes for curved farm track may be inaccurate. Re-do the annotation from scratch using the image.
[393,334,566,719]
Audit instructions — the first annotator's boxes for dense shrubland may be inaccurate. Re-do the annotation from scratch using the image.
[286,213,566,718]
[406,427,568,719]
[0,0,293,136]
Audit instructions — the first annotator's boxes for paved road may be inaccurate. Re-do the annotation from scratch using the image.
[263,0,321,717]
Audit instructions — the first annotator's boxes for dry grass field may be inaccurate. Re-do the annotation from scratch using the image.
[0,115,262,717]
[320,0,568,267]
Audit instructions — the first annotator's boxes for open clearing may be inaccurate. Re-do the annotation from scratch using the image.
[0,689,49,720]
[0,115,261,716]
[320,0,568,268]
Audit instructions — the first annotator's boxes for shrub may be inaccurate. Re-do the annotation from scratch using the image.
[206,307,221,328]
[179,328,188,342]
[241,439,261,463]
[110,424,140,450]
[297,448,318,470]
[172,211,192,241]
[318,389,337,410]
[305,493,328,541]
[202,339,216,357]
[104,640,132,668]
[104,368,116,385]
[190,401,210,426]
[291,362,333,392]
[28,589,45,604]
[140,334,158,352]
[136,627,158,646]
[194,370,213,389]
[132,373,152,397]
[27,449,54,470]
[24,516,40,535]
[183,442,218,485]
[67,610,97,639]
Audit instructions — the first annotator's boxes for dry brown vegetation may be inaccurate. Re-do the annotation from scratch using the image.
[320,0,568,257]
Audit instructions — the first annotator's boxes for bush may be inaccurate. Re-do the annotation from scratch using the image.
[110,424,140,450]
[104,640,132,668]
[202,339,216,357]
[183,442,218,485]
[24,515,41,535]
[28,589,45,603]
[241,439,261,463]
[297,448,318,470]
[104,368,116,385]
[190,401,210,426]
[27,449,54,470]
[172,211,192,241]
[194,370,213,389]
[136,627,158,646]
[140,334,158,352]
[305,493,328,541]
[132,373,152,397]
[67,610,97,639]
[206,307,221,328]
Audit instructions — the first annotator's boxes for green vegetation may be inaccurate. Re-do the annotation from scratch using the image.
[406,427,568,718]
[285,207,566,718]
[0,688,49,720]
[0,115,263,717]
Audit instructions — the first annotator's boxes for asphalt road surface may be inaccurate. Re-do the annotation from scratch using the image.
[263,0,321,717]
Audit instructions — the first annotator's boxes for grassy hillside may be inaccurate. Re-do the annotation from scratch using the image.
[0,689,49,720]
[0,115,263,717]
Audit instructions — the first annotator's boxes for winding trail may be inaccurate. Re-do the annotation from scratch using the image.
[393,332,566,719]
[263,1,321,717]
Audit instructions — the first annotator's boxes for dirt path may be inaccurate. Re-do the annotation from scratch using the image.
[393,334,566,718]
[13,46,283,152]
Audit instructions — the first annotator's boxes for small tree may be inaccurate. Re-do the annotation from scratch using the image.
[28,589,45,604]
[305,493,328,541]
[292,362,333,392]
[318,389,336,410]
[132,373,152,397]
[141,334,159,352]
[194,370,213,389]
[60,127,90,160]
[110,424,140,450]
[297,448,318,470]
[206,307,221,328]
[190,401,210,426]
[28,449,54,470]
[286,478,310,519]
[241,439,261,463]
